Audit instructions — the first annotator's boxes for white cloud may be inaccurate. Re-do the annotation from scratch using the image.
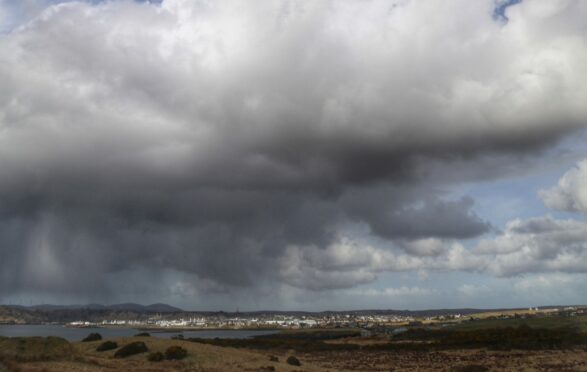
[278,237,483,290]
[509,273,587,305]
[540,160,587,213]
[360,286,439,297]
[279,158,587,289]
[458,284,491,297]
[397,238,448,256]
[513,274,573,292]
[278,239,385,290]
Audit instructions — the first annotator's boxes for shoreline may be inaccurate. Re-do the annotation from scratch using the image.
[56,324,285,332]
[137,326,282,332]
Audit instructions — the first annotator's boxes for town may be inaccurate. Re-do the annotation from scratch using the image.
[69,312,418,329]
[66,306,586,331]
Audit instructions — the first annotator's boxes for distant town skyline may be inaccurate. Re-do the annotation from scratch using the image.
[0,0,586,311]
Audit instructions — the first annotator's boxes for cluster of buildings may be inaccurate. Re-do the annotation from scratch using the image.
[68,312,418,329]
[66,306,587,330]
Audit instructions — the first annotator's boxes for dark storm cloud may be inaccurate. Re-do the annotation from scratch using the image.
[342,190,490,240]
[0,0,586,298]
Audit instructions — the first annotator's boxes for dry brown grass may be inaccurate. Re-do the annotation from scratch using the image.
[467,308,558,319]
[5,335,587,371]
[6,336,326,371]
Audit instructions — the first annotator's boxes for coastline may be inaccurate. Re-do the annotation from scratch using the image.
[61,323,283,332]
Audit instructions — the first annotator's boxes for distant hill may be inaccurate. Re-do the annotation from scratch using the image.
[0,302,183,324]
[21,303,182,313]
[95,302,182,313]
[144,303,183,312]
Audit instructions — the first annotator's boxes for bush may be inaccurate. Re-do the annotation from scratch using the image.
[114,342,148,358]
[165,345,188,360]
[134,332,151,337]
[148,351,164,362]
[82,333,102,342]
[286,356,301,366]
[96,341,118,352]
[269,355,279,362]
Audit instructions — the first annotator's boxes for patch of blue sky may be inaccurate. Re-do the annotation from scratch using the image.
[0,0,161,34]
[45,0,162,5]
[453,131,587,230]
[493,0,522,22]
[32,0,163,7]
[466,170,567,228]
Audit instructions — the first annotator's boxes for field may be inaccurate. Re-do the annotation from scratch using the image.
[1,334,586,371]
[2,315,587,371]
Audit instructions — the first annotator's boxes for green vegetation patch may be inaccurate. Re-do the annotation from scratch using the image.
[369,324,587,351]
[259,329,360,341]
[451,314,587,332]
[189,324,587,353]
[188,329,361,353]
[188,336,359,352]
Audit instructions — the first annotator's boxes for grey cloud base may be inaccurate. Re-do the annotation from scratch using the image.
[0,0,586,302]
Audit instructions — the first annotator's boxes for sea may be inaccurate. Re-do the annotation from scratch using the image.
[0,324,278,342]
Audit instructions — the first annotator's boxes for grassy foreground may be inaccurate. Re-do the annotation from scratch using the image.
[2,317,587,371]
[0,335,321,371]
[1,333,586,371]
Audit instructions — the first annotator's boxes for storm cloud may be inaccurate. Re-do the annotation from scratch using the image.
[0,0,586,303]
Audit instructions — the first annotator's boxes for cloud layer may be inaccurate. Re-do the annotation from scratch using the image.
[281,161,587,290]
[0,0,586,303]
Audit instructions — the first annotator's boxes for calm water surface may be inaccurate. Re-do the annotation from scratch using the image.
[0,324,278,342]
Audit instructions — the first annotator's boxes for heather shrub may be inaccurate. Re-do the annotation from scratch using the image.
[96,341,117,352]
[165,345,188,360]
[114,341,148,358]
[82,333,102,342]
[148,351,164,362]
[286,355,301,366]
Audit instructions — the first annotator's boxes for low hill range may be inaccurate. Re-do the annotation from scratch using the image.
[0,303,182,325]
[14,303,183,313]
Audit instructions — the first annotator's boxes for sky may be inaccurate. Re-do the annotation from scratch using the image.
[0,0,586,311]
